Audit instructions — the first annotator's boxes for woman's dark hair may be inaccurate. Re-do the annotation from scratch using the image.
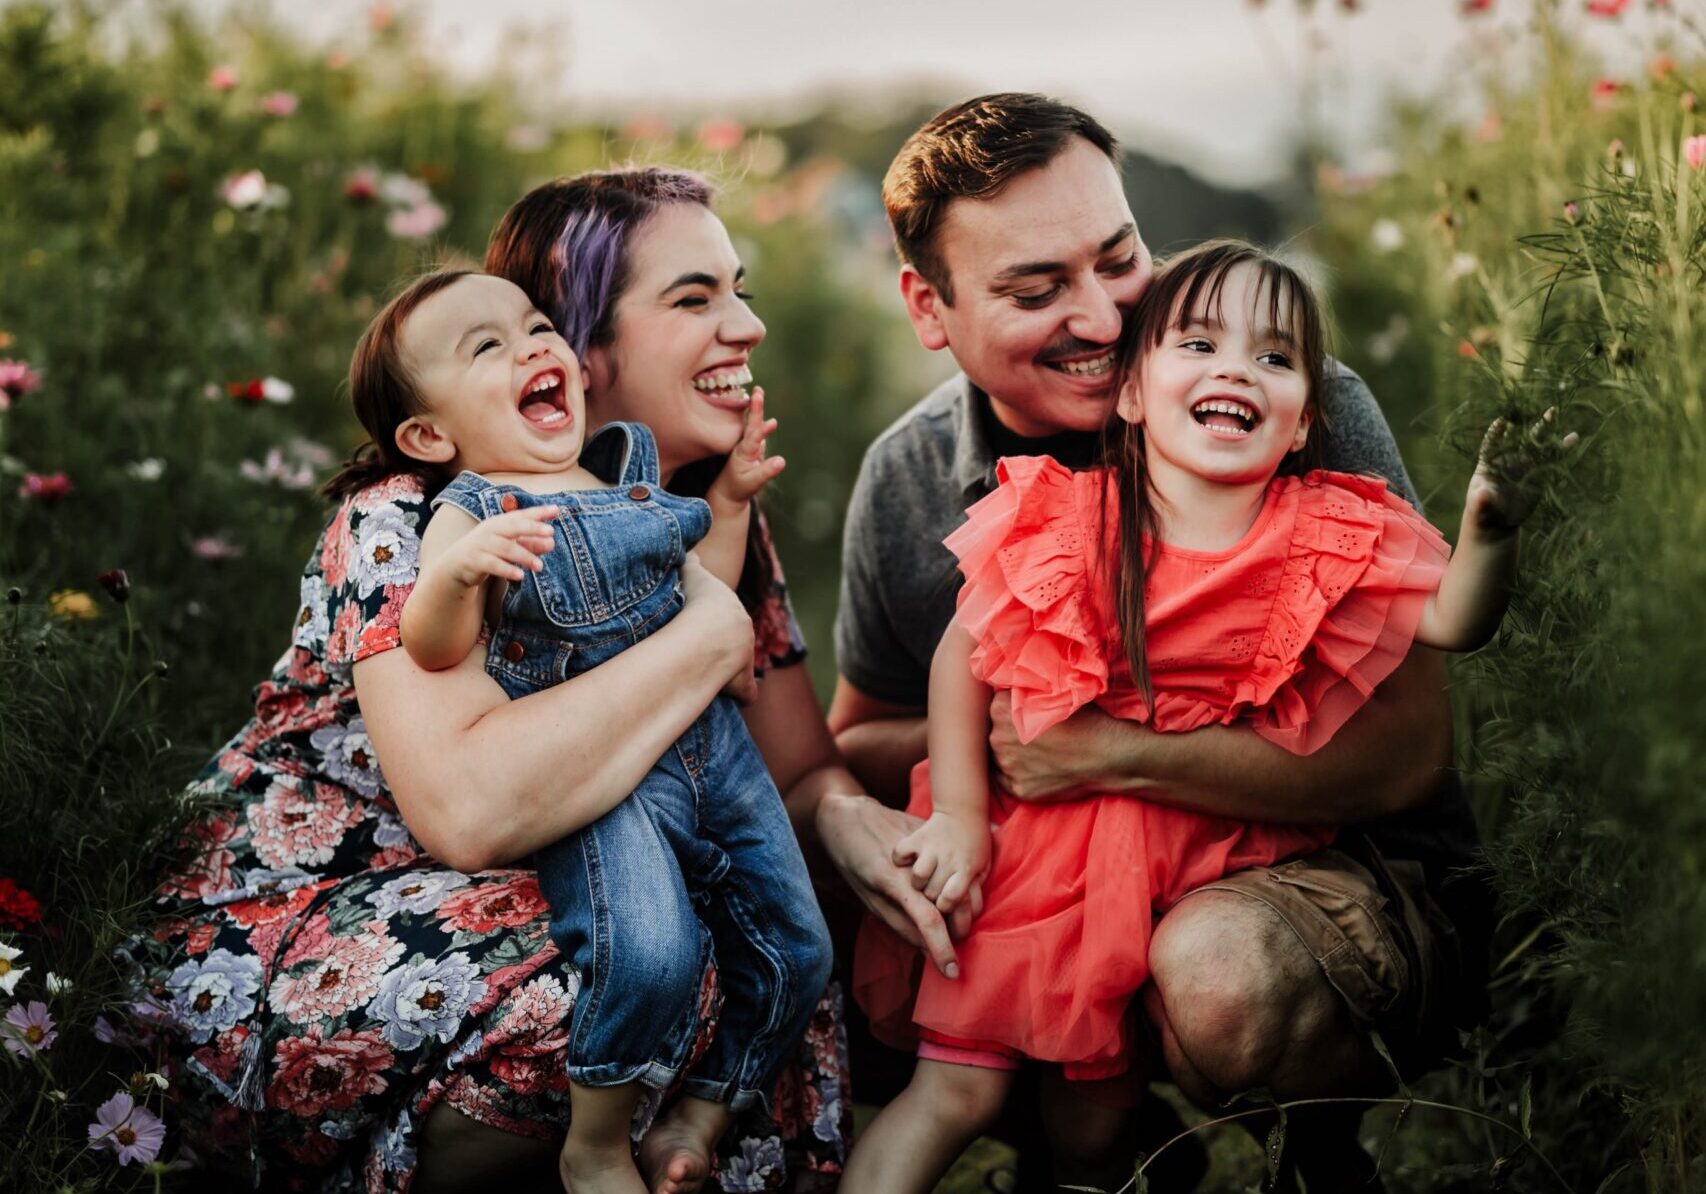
[1099,238,1329,705]
[322,269,476,503]
[485,168,776,614]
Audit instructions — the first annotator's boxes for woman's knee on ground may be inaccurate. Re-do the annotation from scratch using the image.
[1146,890,1342,1100]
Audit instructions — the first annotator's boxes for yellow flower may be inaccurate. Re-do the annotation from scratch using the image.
[0,331,12,349]
[49,589,99,621]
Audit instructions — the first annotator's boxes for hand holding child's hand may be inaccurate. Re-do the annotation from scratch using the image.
[1467,407,1579,537]
[438,506,558,587]
[710,388,784,507]
[892,811,991,916]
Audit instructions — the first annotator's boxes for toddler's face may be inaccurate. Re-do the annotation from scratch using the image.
[1119,261,1312,488]
[397,274,589,477]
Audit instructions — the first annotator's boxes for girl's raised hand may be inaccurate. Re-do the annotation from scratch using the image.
[711,388,785,505]
[1468,407,1579,536]
[441,506,558,587]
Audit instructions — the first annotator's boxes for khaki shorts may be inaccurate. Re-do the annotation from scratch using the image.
[1188,834,1487,1080]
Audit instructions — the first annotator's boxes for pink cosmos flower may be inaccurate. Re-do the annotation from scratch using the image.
[0,358,42,410]
[190,536,244,560]
[3,1001,57,1056]
[1564,201,1581,222]
[1591,79,1622,111]
[220,170,269,210]
[385,201,448,240]
[260,90,299,117]
[20,472,72,502]
[88,1091,166,1166]
[1686,136,1706,171]
[1586,0,1629,15]
[697,119,745,153]
[208,65,238,91]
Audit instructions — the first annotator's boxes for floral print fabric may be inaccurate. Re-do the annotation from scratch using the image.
[123,474,849,1192]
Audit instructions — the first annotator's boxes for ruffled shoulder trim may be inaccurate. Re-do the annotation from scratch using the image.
[1238,472,1450,754]
[944,456,1109,743]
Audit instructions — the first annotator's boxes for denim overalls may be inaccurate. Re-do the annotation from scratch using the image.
[432,422,831,1110]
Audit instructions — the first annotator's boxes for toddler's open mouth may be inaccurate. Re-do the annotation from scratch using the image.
[518,368,571,428]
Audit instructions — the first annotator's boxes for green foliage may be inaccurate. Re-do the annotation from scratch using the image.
[1315,6,1706,1188]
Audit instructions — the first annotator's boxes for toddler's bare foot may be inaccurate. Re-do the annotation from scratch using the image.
[637,1098,731,1194]
[558,1134,647,1194]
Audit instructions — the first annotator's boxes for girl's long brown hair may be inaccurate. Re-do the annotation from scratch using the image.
[1098,239,1328,706]
[322,270,477,502]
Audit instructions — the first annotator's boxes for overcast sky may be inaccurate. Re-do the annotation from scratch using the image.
[255,0,1682,187]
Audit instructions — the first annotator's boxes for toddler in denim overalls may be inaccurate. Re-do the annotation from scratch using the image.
[425,420,832,1115]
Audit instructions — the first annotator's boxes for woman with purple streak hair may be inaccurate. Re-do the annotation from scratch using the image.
[124,166,860,1194]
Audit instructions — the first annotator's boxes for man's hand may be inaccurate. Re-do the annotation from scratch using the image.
[988,691,1119,802]
[815,791,978,978]
[892,810,990,914]
[434,506,558,586]
[709,388,784,507]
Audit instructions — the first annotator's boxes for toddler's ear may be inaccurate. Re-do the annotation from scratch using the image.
[1115,373,1144,425]
[395,415,456,465]
[1290,408,1312,454]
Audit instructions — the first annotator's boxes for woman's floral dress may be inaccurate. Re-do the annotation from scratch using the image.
[121,474,847,1192]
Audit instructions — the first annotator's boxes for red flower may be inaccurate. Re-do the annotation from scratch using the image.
[1461,0,1493,11]
[227,378,266,403]
[1591,78,1622,110]
[1586,0,1629,14]
[19,472,72,502]
[0,879,42,931]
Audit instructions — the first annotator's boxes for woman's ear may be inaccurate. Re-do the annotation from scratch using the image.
[1290,407,1313,453]
[1115,372,1144,425]
[395,415,456,465]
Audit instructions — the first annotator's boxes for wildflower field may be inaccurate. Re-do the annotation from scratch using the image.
[0,0,1702,1190]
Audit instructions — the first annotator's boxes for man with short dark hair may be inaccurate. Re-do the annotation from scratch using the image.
[815,93,1490,1192]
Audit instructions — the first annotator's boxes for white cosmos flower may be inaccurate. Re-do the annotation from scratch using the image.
[0,941,27,996]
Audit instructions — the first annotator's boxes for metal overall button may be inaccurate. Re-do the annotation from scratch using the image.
[627,484,650,501]
[502,640,526,662]
[499,494,520,513]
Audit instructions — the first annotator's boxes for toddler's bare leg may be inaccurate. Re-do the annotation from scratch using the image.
[840,1059,1013,1194]
[560,1082,646,1194]
[637,1095,734,1194]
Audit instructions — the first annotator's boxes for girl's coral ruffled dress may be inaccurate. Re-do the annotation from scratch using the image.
[854,456,1451,1077]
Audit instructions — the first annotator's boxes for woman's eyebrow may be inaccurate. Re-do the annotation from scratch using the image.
[659,265,744,297]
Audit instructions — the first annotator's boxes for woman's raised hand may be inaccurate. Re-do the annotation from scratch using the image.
[679,551,759,704]
[710,388,785,506]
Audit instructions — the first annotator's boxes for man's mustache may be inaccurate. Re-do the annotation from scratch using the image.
[1037,336,1117,363]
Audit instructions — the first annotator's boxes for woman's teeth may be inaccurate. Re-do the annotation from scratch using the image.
[692,366,753,395]
[1053,352,1114,377]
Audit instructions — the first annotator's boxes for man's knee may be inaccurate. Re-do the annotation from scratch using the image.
[1147,890,1340,1098]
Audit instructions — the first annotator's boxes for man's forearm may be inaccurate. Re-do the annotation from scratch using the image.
[834,715,928,810]
[1004,650,1454,824]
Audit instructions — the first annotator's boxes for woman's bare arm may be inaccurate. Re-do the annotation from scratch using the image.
[358,555,756,873]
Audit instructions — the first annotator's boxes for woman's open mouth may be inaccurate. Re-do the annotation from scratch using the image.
[518,368,572,429]
[1191,396,1261,437]
[692,364,753,408]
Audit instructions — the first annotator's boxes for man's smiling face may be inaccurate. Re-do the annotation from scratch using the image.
[905,137,1152,436]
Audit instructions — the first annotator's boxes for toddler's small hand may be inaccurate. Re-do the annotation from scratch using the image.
[711,388,784,506]
[444,506,558,587]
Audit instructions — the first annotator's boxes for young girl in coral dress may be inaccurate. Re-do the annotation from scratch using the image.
[846,240,1550,1193]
